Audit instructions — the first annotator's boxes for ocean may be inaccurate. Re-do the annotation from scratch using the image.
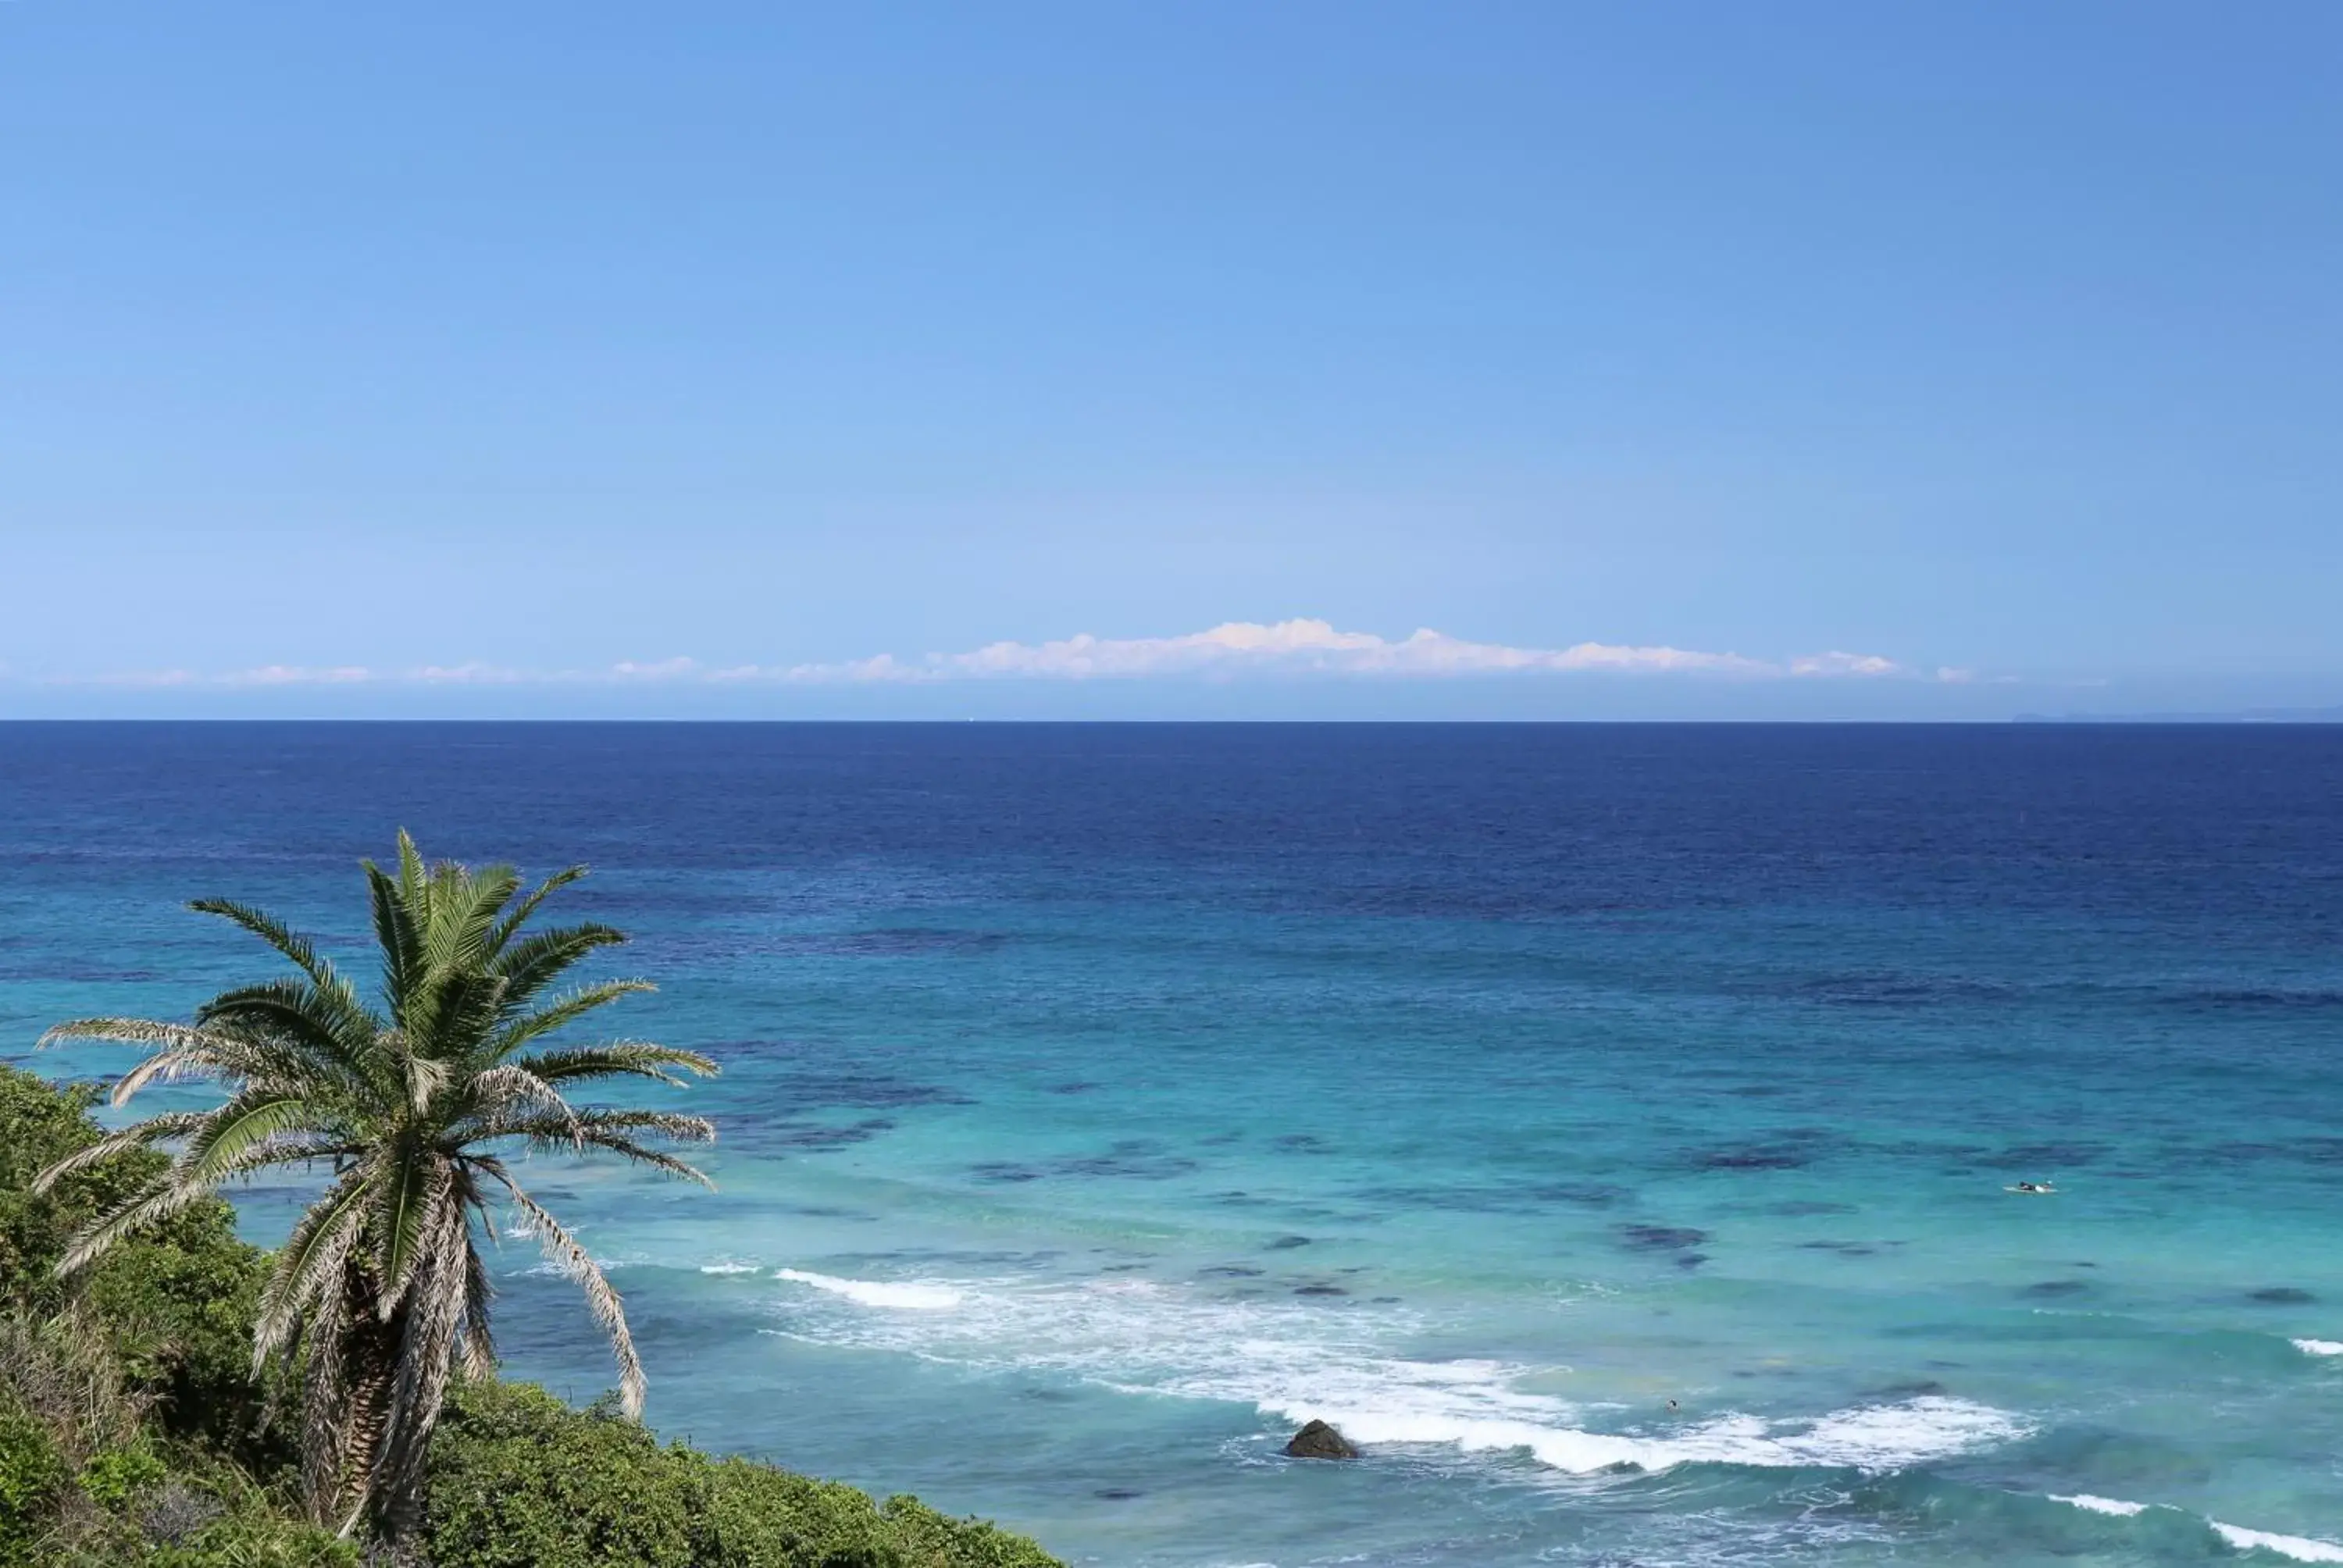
[5,721,2342,1566]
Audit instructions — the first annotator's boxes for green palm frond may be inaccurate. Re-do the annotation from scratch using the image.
[424,861,520,979]
[256,1168,373,1363]
[488,978,656,1059]
[175,1089,330,1185]
[487,864,587,957]
[515,1042,719,1089]
[363,860,424,1014]
[370,1149,449,1309]
[188,898,347,995]
[197,977,382,1067]
[480,1110,715,1185]
[490,924,633,1018]
[56,1178,219,1276]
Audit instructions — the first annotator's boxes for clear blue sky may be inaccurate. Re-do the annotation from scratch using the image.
[4,2,2339,718]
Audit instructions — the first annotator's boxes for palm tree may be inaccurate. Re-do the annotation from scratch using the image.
[32,833,718,1548]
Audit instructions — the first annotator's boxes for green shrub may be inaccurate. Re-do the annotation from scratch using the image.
[0,1399,67,1566]
[426,1381,1061,1568]
[0,1070,284,1473]
[77,1441,168,1510]
[144,1503,361,1568]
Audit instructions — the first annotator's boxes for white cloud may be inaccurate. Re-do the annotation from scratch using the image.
[15,620,1958,690]
[1788,650,1903,679]
[220,665,374,686]
[611,657,697,680]
[776,620,1905,684]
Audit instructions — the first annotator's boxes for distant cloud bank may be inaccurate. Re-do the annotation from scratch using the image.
[761,621,1924,684]
[27,619,1965,690]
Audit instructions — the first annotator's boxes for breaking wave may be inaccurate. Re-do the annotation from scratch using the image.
[757,1268,2022,1475]
[773,1268,967,1310]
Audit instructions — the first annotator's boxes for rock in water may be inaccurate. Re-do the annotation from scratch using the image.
[1284,1420,1360,1459]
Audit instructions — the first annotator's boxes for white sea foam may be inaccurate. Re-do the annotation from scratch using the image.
[2291,1338,2343,1356]
[774,1268,966,1310]
[1243,1390,2022,1475]
[2050,1493,2149,1516]
[2045,1495,2343,1562]
[2210,1522,2343,1563]
[700,1262,764,1275]
[758,1270,2025,1475]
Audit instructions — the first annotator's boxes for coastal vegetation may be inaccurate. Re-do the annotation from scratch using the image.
[1,838,1057,1566]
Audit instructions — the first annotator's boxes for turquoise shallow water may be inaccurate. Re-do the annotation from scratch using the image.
[5,722,2343,1564]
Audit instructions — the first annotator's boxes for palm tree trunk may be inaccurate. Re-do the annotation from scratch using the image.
[316,1263,411,1547]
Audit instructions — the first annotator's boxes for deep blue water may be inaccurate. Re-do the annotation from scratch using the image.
[5,722,2343,1566]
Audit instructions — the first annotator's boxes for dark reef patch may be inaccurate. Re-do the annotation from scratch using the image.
[769,1117,896,1149]
[1996,1142,2109,1167]
[2250,1287,2316,1305]
[1055,1141,1200,1181]
[719,1060,977,1110]
[1692,1128,1837,1172]
[1532,1181,1632,1210]
[2164,987,2343,1011]
[1699,1146,1813,1171]
[1617,1224,1711,1253]
[2203,1139,2343,1170]
[1785,972,2017,1008]
[1267,1235,1313,1250]
[2022,1280,2092,1299]
[974,1140,1198,1183]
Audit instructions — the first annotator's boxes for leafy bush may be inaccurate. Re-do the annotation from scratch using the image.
[77,1441,169,1510]
[0,1070,282,1470]
[426,1381,1061,1568]
[141,1501,360,1568]
[0,1399,68,1566]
